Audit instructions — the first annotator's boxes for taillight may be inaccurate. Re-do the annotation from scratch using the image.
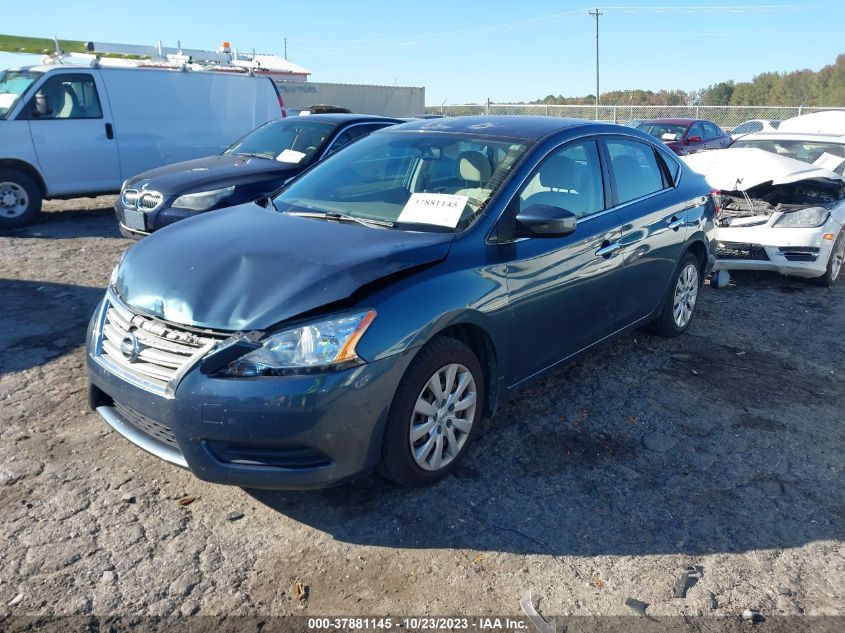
[710,189,722,217]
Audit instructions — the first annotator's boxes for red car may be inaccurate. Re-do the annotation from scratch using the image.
[636,118,731,155]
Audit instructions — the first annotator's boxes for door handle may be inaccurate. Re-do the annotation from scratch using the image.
[668,216,684,230]
[595,241,621,258]
[105,123,114,139]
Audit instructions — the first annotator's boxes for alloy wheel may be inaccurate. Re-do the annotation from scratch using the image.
[830,235,845,282]
[409,363,477,471]
[672,263,699,328]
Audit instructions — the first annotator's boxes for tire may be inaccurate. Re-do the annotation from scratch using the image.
[648,252,702,337]
[0,168,43,230]
[378,336,485,487]
[813,230,845,287]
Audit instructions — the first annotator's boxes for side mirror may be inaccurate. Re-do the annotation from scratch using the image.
[33,93,52,118]
[516,204,577,237]
[686,135,702,144]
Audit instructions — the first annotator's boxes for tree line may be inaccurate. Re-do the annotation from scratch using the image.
[532,53,845,107]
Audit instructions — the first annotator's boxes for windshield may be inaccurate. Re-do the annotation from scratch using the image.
[272,131,530,231]
[0,69,40,119]
[637,122,688,141]
[223,119,335,163]
[732,138,845,176]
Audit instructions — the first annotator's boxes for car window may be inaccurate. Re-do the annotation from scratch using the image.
[224,119,335,162]
[329,123,390,154]
[637,122,686,141]
[687,123,705,140]
[30,74,102,119]
[734,121,762,135]
[704,122,722,139]
[606,140,666,204]
[519,141,604,219]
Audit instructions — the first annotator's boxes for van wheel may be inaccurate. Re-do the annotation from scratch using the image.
[378,336,484,487]
[814,230,845,287]
[648,252,702,337]
[0,169,42,230]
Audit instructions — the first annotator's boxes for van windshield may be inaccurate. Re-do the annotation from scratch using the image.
[0,69,41,119]
[223,119,335,163]
[272,131,530,232]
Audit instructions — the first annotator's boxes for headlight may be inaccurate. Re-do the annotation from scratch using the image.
[222,310,377,377]
[171,186,235,211]
[774,206,829,228]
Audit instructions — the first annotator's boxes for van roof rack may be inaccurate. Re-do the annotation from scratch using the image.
[0,33,310,80]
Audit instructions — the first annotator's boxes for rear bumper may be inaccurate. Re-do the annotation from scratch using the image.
[87,327,416,489]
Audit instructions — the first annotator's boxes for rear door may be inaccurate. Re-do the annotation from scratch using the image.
[22,70,121,195]
[603,138,690,327]
[502,139,623,383]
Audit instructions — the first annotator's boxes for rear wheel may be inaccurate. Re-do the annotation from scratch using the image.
[648,253,701,337]
[378,336,484,487]
[0,169,42,230]
[814,230,845,287]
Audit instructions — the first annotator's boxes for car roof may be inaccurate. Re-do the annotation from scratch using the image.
[640,118,696,125]
[295,113,403,124]
[386,115,614,141]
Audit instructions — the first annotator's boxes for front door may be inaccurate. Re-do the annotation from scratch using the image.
[23,70,121,196]
[501,140,624,384]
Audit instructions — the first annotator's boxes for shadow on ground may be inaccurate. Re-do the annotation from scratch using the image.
[4,208,123,240]
[0,279,105,373]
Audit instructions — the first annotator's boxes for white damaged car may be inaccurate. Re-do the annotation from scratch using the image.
[684,148,845,286]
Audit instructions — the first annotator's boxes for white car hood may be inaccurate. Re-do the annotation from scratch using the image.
[683,148,842,191]
[778,111,845,135]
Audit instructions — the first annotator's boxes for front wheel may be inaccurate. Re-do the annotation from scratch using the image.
[814,230,845,287]
[378,336,485,487]
[0,169,43,230]
[648,253,702,337]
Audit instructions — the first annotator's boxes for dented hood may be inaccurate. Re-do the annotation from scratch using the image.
[683,148,842,192]
[115,204,454,331]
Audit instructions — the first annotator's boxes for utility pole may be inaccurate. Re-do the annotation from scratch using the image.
[589,8,603,120]
[284,37,287,60]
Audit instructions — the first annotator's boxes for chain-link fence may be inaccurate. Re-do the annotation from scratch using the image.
[425,104,845,130]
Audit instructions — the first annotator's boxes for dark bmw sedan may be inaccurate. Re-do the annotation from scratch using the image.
[115,113,401,238]
[88,116,716,489]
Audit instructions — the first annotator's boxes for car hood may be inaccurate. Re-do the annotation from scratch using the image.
[126,154,302,195]
[115,204,454,331]
[683,148,842,191]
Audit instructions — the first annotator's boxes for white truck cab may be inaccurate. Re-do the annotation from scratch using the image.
[0,64,283,229]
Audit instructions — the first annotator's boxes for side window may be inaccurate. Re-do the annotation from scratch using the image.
[687,123,705,140]
[30,74,102,119]
[519,141,604,219]
[704,122,721,139]
[330,123,386,154]
[606,140,666,204]
[657,148,681,183]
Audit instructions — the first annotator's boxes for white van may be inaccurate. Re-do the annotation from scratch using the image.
[0,65,283,228]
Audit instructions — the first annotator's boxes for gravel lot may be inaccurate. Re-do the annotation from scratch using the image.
[1,198,843,623]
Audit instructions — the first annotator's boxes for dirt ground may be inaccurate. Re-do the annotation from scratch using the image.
[1,197,843,623]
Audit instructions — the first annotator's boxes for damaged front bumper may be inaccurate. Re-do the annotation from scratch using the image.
[712,223,840,278]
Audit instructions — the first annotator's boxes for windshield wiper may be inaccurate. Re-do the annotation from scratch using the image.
[286,210,395,229]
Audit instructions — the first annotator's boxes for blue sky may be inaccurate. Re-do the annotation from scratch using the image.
[0,1,841,105]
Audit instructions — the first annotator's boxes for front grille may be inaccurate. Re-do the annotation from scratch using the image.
[94,290,225,397]
[716,241,770,261]
[113,402,179,449]
[121,189,163,211]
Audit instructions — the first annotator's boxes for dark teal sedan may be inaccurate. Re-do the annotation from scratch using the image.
[87,116,716,489]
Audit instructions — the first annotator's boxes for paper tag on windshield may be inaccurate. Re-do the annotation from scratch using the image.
[398,193,468,227]
[813,152,845,172]
[276,149,306,164]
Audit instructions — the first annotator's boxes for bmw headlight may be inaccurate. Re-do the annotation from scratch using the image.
[172,186,235,211]
[774,206,829,228]
[222,310,377,377]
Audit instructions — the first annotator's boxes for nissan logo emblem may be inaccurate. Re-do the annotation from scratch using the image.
[120,332,141,363]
